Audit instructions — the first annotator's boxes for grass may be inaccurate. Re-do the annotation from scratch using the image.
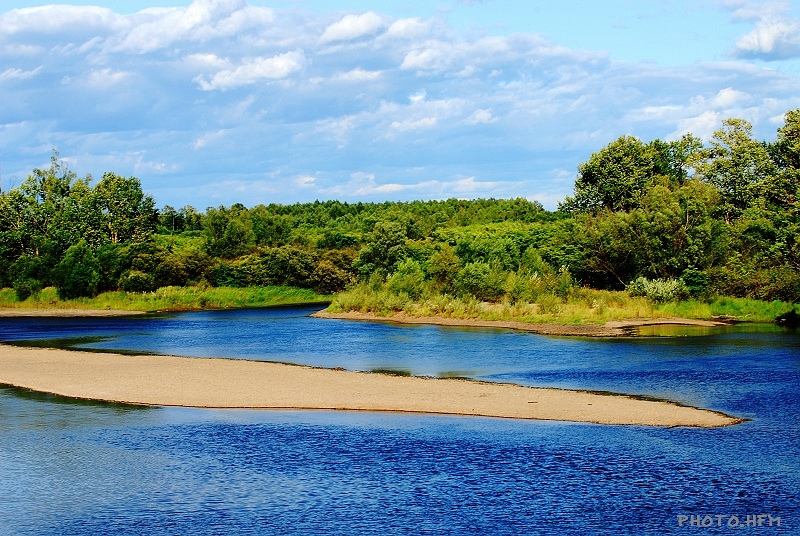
[2,284,794,324]
[326,284,797,325]
[0,285,331,312]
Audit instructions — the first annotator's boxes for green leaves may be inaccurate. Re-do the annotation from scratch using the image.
[52,241,101,299]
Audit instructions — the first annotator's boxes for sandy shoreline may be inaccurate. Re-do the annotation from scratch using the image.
[312,310,731,337]
[0,344,741,427]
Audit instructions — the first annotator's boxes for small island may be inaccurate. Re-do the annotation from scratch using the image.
[0,345,742,427]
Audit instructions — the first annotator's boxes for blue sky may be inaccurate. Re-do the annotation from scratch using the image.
[1,1,799,209]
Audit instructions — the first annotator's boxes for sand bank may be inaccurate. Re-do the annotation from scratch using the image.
[0,345,740,427]
[312,310,730,337]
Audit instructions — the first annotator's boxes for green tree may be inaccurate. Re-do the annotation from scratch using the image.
[426,244,461,291]
[203,206,255,259]
[561,136,654,212]
[52,240,101,299]
[695,118,777,222]
[354,220,409,278]
[94,172,158,244]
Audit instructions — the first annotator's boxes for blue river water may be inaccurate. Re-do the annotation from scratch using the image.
[0,305,798,535]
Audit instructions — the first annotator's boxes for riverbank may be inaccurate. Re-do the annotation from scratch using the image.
[0,345,741,427]
[0,308,146,317]
[312,310,732,337]
[0,285,330,314]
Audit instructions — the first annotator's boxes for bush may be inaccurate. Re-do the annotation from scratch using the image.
[387,259,426,299]
[454,261,506,302]
[627,276,689,303]
[119,270,157,292]
[311,259,352,294]
[680,268,709,297]
[13,277,43,301]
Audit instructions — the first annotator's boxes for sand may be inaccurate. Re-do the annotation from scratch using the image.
[0,344,741,427]
[312,310,731,337]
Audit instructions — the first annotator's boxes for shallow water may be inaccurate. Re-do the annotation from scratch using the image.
[1,306,798,535]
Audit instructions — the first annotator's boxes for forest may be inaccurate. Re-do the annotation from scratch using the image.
[0,109,798,317]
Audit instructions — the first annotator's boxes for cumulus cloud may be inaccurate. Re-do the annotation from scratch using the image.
[727,0,800,60]
[0,1,798,210]
[734,19,800,59]
[194,50,306,90]
[111,0,275,53]
[319,12,386,44]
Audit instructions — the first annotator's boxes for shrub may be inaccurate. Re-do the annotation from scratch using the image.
[627,276,689,303]
[680,268,709,297]
[454,261,507,302]
[387,258,426,299]
[311,259,351,294]
[119,270,157,293]
[13,277,43,301]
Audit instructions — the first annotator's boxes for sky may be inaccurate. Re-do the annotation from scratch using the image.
[1,0,799,210]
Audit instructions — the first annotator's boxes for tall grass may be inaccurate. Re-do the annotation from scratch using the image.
[0,286,330,312]
[327,282,795,325]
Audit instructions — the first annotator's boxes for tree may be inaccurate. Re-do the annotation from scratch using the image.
[561,136,654,213]
[94,172,158,244]
[52,240,101,299]
[426,244,461,290]
[561,135,704,214]
[694,118,777,222]
[203,206,255,259]
[354,220,409,278]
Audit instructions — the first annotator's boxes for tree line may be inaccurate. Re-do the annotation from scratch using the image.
[1,109,797,305]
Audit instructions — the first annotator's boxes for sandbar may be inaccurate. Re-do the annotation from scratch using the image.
[0,345,741,427]
[312,310,730,337]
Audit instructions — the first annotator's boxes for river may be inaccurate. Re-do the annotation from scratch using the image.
[0,306,798,535]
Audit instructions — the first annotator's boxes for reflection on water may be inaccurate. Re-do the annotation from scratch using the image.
[635,322,787,337]
[1,306,798,535]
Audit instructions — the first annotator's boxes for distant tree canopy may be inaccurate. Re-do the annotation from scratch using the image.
[1,108,798,303]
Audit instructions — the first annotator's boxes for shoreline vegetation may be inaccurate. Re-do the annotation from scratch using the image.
[0,285,330,314]
[2,111,798,327]
[0,345,742,427]
[0,283,795,332]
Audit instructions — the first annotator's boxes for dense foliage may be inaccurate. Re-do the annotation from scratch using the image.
[1,109,798,310]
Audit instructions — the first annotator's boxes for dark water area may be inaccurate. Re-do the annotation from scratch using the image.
[1,306,798,535]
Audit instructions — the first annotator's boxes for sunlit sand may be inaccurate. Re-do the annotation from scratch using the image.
[0,345,741,427]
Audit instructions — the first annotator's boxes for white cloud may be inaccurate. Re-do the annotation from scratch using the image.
[294,175,317,188]
[195,50,306,90]
[727,0,800,60]
[111,0,275,53]
[390,117,437,131]
[464,109,496,125]
[319,12,386,44]
[671,111,722,141]
[333,68,381,82]
[1,2,798,210]
[0,4,121,36]
[734,19,800,59]
[0,66,40,81]
[400,44,452,71]
[83,68,131,89]
[711,87,750,108]
[385,17,432,40]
